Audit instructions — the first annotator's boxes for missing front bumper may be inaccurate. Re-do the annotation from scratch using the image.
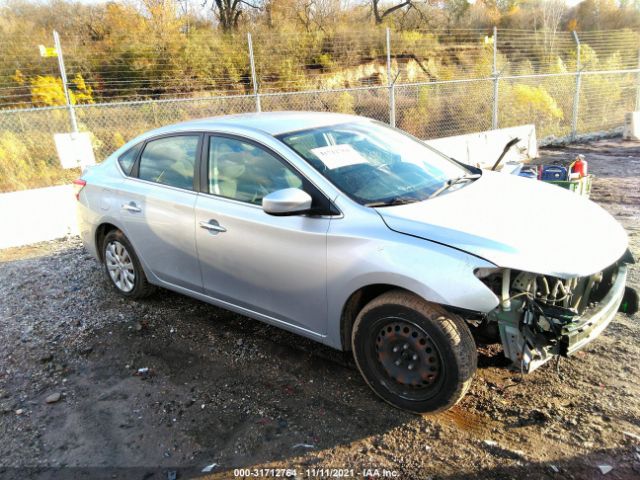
[561,265,627,356]
[497,265,628,373]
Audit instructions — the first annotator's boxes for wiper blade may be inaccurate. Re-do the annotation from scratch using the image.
[427,173,481,199]
[365,196,418,208]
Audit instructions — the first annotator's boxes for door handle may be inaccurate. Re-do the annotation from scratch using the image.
[199,220,227,233]
[122,202,142,213]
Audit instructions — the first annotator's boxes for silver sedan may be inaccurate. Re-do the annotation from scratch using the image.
[76,112,635,413]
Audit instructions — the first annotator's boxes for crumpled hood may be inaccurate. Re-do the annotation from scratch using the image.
[377,171,628,278]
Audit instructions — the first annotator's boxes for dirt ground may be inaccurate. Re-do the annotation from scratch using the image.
[0,139,639,480]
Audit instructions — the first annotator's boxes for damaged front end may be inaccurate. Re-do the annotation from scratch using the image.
[475,252,638,373]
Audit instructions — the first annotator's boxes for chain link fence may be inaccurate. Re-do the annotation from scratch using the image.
[1,28,639,192]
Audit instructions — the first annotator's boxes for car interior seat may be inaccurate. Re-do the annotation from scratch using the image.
[212,152,246,199]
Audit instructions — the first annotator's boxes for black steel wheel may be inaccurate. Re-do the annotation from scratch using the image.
[373,319,444,402]
[352,290,477,413]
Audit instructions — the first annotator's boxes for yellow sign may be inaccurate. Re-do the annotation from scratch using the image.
[39,45,58,57]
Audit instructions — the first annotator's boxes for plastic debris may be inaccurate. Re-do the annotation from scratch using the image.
[135,367,154,379]
[597,464,613,475]
[550,465,560,473]
[292,443,316,450]
[202,464,218,473]
[483,440,498,447]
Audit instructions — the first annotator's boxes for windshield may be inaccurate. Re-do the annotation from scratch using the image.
[278,121,472,206]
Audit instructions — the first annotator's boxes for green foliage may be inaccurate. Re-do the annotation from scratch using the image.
[0,131,33,191]
[29,74,94,107]
[510,84,564,121]
[30,76,66,107]
[332,91,355,114]
[0,130,76,192]
[0,1,639,192]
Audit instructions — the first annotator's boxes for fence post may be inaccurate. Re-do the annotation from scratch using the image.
[151,101,159,126]
[53,30,78,133]
[571,31,582,140]
[492,26,498,130]
[386,28,396,127]
[636,48,640,112]
[247,33,261,113]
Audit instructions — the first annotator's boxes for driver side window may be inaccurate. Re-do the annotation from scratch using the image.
[208,136,303,205]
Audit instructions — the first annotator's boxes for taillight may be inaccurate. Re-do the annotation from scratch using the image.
[73,179,87,201]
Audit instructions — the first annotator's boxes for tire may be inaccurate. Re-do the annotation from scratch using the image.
[351,289,477,413]
[102,229,155,299]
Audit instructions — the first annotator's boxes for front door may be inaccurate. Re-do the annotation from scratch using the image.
[195,134,331,336]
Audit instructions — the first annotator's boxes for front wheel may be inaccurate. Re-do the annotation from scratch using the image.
[351,290,477,413]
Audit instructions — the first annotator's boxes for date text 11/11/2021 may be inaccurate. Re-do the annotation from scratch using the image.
[232,467,401,478]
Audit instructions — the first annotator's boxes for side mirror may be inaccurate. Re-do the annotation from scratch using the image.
[262,188,313,216]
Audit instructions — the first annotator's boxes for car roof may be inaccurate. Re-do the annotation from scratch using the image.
[165,111,371,136]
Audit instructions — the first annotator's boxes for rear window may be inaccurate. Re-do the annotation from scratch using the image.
[118,144,142,176]
[138,135,199,190]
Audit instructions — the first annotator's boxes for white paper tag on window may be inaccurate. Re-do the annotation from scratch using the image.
[310,144,368,169]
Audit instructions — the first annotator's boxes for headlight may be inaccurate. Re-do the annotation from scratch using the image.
[474,267,502,279]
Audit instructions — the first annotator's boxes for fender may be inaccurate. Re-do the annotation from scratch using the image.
[324,225,500,350]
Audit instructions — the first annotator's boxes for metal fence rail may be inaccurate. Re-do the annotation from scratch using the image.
[1,27,639,192]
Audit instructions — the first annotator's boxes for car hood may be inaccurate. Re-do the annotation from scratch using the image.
[377,171,628,278]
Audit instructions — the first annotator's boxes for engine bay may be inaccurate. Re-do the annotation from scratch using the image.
[476,258,637,372]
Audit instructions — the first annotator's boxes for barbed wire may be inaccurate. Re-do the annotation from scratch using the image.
[1,28,638,106]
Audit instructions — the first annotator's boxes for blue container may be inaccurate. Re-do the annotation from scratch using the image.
[518,168,538,179]
[540,165,568,181]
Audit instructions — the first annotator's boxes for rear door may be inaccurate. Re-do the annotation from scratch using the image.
[117,133,203,292]
[194,134,333,336]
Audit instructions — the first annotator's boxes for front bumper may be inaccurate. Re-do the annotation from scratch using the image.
[561,264,627,356]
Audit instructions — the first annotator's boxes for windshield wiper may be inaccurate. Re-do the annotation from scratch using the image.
[427,173,482,199]
[364,196,419,208]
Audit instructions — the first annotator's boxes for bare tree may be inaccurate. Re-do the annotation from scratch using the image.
[371,0,425,25]
[202,0,263,32]
[539,0,567,57]
[294,0,341,32]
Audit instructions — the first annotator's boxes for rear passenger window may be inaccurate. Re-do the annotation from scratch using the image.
[118,143,142,176]
[139,136,199,190]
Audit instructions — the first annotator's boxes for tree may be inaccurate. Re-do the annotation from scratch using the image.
[371,0,425,25]
[290,0,342,32]
[203,0,264,32]
[539,0,567,57]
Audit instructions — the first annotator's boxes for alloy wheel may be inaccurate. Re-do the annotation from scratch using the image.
[105,240,135,292]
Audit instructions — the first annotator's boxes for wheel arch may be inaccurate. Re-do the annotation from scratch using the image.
[340,284,420,352]
[95,222,122,263]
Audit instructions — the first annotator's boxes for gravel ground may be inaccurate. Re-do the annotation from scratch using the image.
[0,139,639,480]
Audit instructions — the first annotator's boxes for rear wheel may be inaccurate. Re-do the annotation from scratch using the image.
[351,290,477,413]
[102,230,155,299]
